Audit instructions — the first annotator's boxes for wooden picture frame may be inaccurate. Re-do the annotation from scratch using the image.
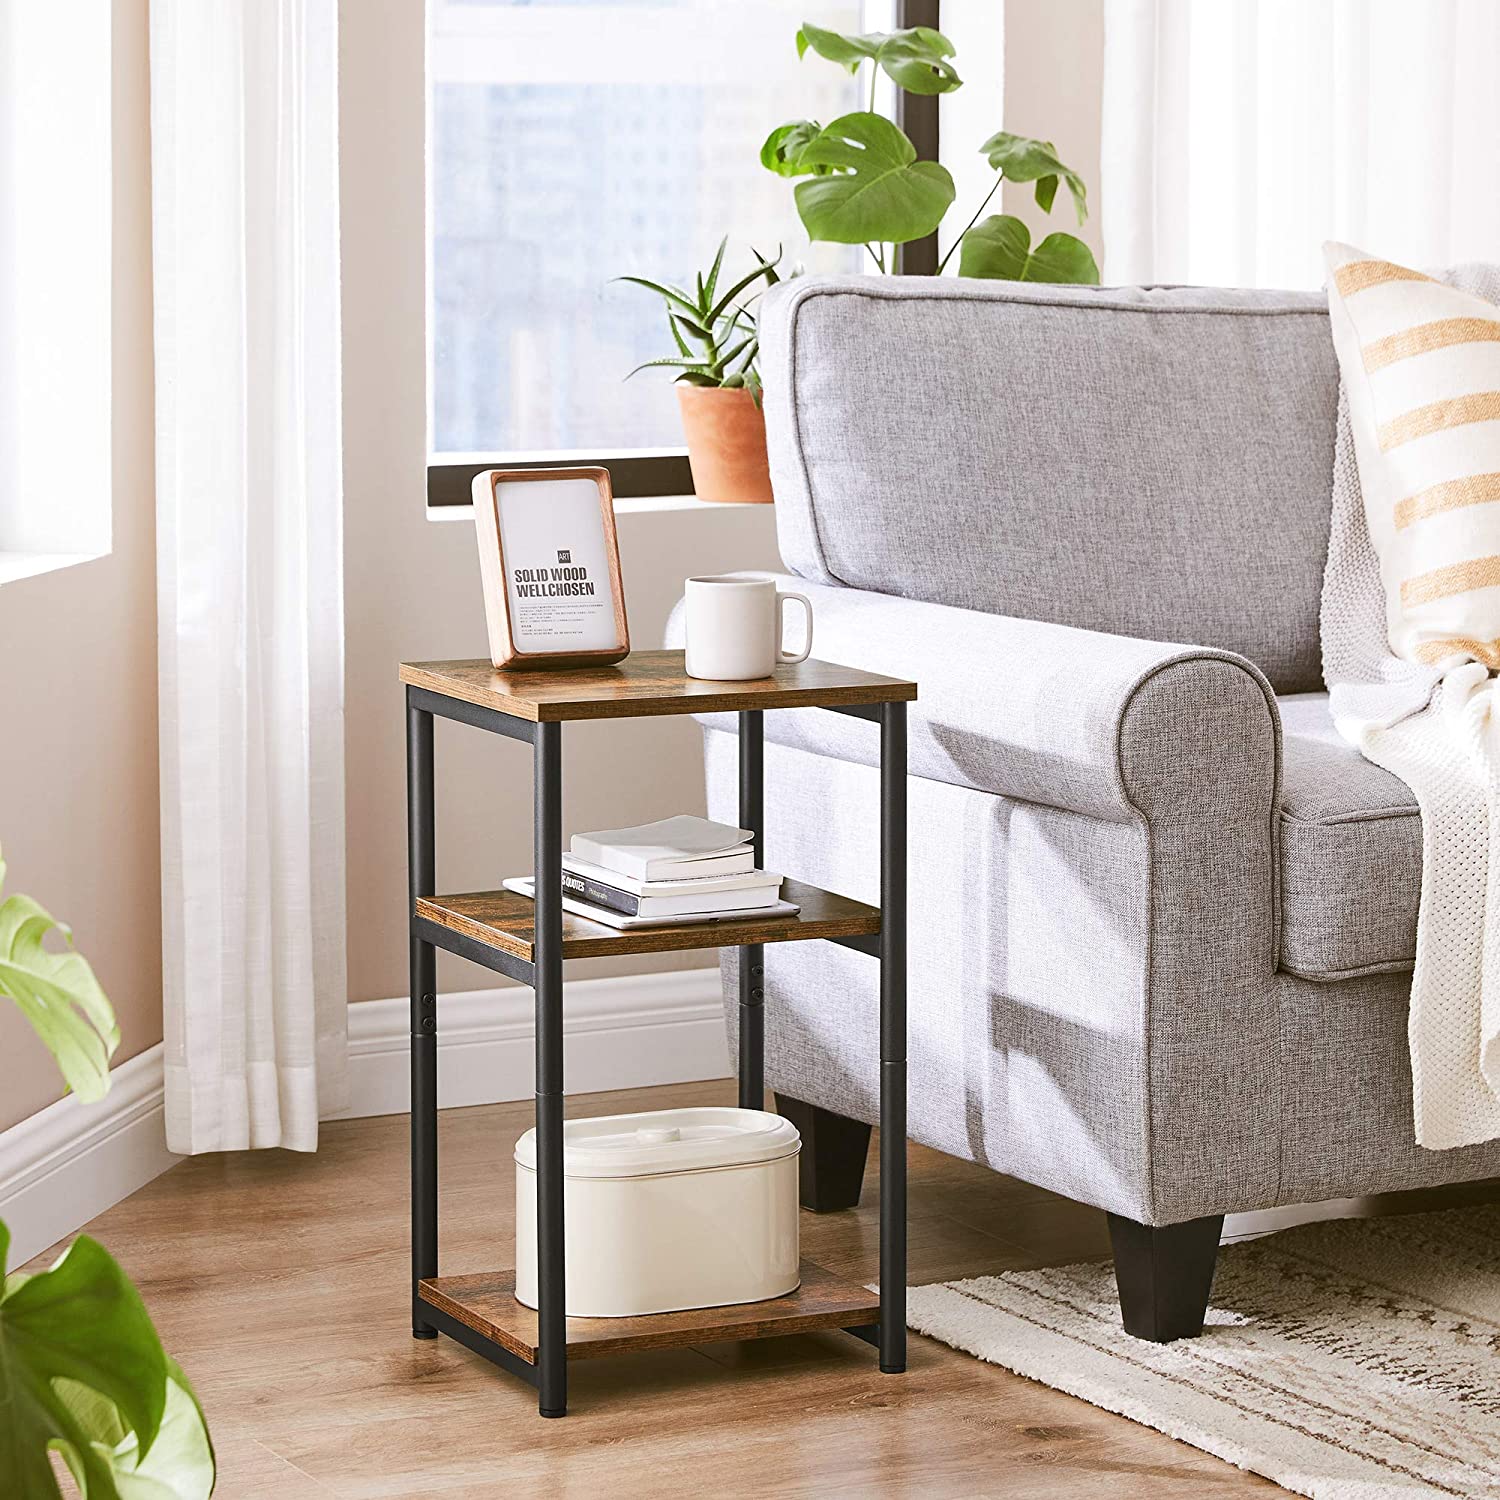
[472,467,631,671]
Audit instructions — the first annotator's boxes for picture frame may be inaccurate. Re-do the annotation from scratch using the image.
[471,466,631,671]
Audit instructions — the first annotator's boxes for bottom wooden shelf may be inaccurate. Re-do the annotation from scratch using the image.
[417,1260,879,1364]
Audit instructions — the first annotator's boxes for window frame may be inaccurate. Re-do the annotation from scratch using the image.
[424,0,941,510]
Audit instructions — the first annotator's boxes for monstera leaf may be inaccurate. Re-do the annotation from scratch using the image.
[0,1225,215,1499]
[980,130,1090,225]
[0,847,118,1102]
[52,1364,214,1500]
[796,22,962,94]
[759,119,827,177]
[794,113,955,245]
[957,214,1100,284]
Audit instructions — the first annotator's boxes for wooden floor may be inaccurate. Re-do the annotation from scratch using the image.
[35,1078,1285,1499]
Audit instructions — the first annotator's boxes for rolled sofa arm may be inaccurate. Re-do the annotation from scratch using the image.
[665,577,1282,826]
[671,577,1287,1223]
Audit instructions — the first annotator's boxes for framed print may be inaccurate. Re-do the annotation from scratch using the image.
[472,467,630,670]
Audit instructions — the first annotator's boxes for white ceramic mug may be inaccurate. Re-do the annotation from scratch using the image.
[684,576,814,681]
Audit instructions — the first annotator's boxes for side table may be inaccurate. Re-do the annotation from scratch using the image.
[399,650,916,1417]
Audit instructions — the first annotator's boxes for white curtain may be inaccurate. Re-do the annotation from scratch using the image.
[1101,0,1500,288]
[151,0,348,1153]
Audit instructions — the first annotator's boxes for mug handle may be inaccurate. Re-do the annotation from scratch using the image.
[776,591,814,664]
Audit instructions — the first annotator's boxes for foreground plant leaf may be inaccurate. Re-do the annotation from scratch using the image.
[53,1363,215,1500]
[796,22,961,94]
[957,214,1099,284]
[0,1224,214,1499]
[980,131,1090,225]
[794,113,955,245]
[0,847,118,1102]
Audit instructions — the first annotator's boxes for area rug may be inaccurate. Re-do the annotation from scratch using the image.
[907,1205,1500,1498]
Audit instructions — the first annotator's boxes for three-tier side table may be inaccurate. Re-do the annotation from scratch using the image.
[399,650,916,1417]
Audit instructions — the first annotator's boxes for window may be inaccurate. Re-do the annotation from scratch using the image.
[0,0,112,581]
[425,0,902,502]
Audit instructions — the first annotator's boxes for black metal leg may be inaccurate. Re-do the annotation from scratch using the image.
[738,710,765,1110]
[533,721,567,1417]
[407,691,438,1338]
[879,702,907,1373]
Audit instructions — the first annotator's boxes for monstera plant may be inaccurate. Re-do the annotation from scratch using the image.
[0,846,214,1498]
[762,21,1099,284]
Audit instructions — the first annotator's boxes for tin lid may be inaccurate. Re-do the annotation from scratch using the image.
[514,1106,800,1180]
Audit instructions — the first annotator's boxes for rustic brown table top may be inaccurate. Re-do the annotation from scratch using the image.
[399,650,917,723]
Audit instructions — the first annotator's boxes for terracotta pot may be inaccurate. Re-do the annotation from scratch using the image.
[675,384,774,504]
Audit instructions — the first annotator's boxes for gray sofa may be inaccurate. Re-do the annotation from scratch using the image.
[677,275,1500,1342]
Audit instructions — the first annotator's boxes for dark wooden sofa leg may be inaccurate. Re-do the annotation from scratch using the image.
[774,1093,871,1212]
[1107,1212,1224,1343]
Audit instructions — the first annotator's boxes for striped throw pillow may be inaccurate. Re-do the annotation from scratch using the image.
[1325,241,1500,668]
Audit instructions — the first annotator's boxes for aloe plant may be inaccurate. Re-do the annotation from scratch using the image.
[762,20,1099,284]
[618,239,781,404]
[0,846,214,1498]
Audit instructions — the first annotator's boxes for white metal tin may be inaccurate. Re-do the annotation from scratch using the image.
[514,1106,801,1318]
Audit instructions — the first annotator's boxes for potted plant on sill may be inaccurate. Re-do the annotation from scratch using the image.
[617,25,1098,507]
[618,239,782,505]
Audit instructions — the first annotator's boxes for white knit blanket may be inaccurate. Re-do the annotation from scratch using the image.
[1321,263,1500,1149]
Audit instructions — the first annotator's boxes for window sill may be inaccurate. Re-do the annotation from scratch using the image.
[427,496,775,523]
[0,550,106,586]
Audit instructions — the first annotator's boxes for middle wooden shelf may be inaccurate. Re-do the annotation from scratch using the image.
[415,877,881,962]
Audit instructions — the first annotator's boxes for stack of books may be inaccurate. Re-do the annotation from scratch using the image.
[506,815,797,930]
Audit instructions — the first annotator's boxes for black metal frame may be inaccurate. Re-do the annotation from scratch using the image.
[425,1,942,512]
[405,683,908,1417]
[894,0,941,277]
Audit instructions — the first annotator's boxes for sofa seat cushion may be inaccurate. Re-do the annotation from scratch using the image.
[1278,693,1420,980]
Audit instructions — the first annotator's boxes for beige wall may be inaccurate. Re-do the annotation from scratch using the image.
[0,1,781,1139]
[1002,0,1106,268]
[336,0,1109,1007]
[338,0,783,1008]
[0,0,159,1133]
[0,0,1108,1135]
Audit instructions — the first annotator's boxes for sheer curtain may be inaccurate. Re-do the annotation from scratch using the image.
[151,0,348,1153]
[1101,0,1500,288]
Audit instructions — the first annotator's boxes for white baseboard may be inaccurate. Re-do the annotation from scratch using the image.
[0,1043,176,1269]
[0,966,731,1269]
[12,963,1434,1272]
[338,966,731,1119]
[0,970,1470,1275]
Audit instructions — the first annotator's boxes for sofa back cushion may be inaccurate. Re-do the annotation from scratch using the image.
[760,276,1340,693]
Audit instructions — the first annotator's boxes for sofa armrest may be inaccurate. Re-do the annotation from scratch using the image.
[676,579,1287,1224]
[665,577,1282,826]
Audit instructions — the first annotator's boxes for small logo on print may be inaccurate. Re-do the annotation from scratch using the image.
[557,549,571,563]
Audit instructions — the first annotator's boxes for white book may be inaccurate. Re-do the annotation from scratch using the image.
[561,854,783,898]
[504,877,799,931]
[561,857,784,916]
[569,815,753,881]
